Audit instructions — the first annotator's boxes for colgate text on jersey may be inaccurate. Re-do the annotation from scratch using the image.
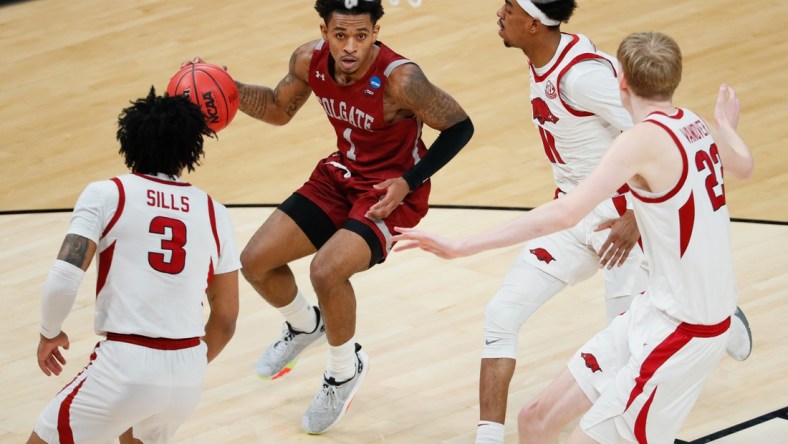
[315,95,374,130]
[146,189,190,212]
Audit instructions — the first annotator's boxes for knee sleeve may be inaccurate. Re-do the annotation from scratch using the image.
[482,261,566,359]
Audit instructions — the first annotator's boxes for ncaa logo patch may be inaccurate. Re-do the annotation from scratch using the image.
[370,76,382,89]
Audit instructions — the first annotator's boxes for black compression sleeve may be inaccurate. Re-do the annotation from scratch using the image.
[402,117,474,191]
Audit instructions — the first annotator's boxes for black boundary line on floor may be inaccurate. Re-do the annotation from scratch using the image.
[1,204,786,226]
[675,405,788,443]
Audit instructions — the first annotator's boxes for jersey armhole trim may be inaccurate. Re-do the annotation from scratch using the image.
[629,119,689,204]
[101,178,125,239]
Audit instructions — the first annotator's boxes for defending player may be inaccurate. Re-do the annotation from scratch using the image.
[28,87,240,444]
[394,31,754,443]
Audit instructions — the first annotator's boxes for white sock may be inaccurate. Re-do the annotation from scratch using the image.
[326,339,357,382]
[278,290,317,333]
[476,421,505,444]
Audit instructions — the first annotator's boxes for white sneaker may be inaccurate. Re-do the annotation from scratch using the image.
[301,343,369,434]
[255,306,325,379]
[726,306,753,361]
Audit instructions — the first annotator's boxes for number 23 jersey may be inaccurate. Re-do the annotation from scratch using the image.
[68,173,240,339]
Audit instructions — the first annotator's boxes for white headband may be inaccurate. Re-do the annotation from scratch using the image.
[516,0,562,27]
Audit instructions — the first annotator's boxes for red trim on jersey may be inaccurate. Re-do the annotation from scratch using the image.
[96,241,115,296]
[106,333,200,350]
[530,34,580,83]
[131,172,192,187]
[647,108,685,120]
[101,178,125,238]
[556,54,617,117]
[678,192,696,258]
[612,194,628,216]
[207,196,221,257]
[207,258,215,287]
[57,378,86,444]
[634,387,658,444]
[630,120,689,203]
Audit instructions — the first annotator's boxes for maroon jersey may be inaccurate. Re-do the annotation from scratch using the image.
[309,40,428,182]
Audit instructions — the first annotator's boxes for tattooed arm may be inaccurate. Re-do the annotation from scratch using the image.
[37,234,96,376]
[235,41,315,126]
[367,64,474,219]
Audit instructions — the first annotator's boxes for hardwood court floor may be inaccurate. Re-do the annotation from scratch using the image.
[2,208,786,443]
[1,0,787,442]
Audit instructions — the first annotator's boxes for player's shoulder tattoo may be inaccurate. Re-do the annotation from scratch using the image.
[395,64,467,127]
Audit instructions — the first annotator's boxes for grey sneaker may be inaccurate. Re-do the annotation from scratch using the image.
[301,343,369,434]
[726,306,753,361]
[255,306,325,380]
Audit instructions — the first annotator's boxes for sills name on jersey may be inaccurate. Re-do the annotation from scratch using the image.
[147,190,190,212]
[315,95,374,130]
[679,119,710,144]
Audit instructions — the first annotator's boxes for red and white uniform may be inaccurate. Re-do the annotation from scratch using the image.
[518,33,642,297]
[632,109,737,324]
[297,40,430,256]
[34,173,240,444]
[483,34,642,361]
[570,109,735,443]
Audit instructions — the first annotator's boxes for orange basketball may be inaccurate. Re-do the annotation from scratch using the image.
[166,63,239,132]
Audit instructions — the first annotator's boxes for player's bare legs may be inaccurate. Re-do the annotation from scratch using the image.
[480,358,516,424]
[240,209,317,308]
[517,367,591,444]
[26,432,45,444]
[119,428,143,444]
[309,228,371,347]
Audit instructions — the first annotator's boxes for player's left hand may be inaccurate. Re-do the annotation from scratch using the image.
[37,331,70,376]
[595,210,639,269]
[366,177,410,219]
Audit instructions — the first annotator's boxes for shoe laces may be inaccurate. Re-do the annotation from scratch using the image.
[316,380,340,409]
[272,323,296,354]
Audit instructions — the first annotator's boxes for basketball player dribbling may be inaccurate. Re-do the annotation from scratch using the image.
[193,0,474,435]
[394,30,754,443]
[28,88,240,444]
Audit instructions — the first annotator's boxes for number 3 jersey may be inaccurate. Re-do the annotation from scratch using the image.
[631,109,737,325]
[308,40,428,181]
[68,173,240,339]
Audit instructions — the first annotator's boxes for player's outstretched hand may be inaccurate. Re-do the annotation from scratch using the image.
[392,227,465,259]
[37,332,69,376]
[366,177,410,219]
[714,84,740,130]
[595,209,639,269]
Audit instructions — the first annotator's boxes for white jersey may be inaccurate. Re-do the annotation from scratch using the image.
[68,173,240,338]
[630,109,737,324]
[529,33,631,194]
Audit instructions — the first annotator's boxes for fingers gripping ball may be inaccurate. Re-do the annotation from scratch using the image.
[167,63,239,132]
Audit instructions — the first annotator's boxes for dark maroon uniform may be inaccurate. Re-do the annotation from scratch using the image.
[292,40,430,261]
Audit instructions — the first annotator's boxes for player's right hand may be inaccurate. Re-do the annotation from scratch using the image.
[37,331,69,376]
[714,84,740,130]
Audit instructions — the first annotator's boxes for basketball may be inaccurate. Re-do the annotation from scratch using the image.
[166,62,239,132]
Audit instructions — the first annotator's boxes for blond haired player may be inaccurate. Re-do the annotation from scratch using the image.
[394,31,754,443]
